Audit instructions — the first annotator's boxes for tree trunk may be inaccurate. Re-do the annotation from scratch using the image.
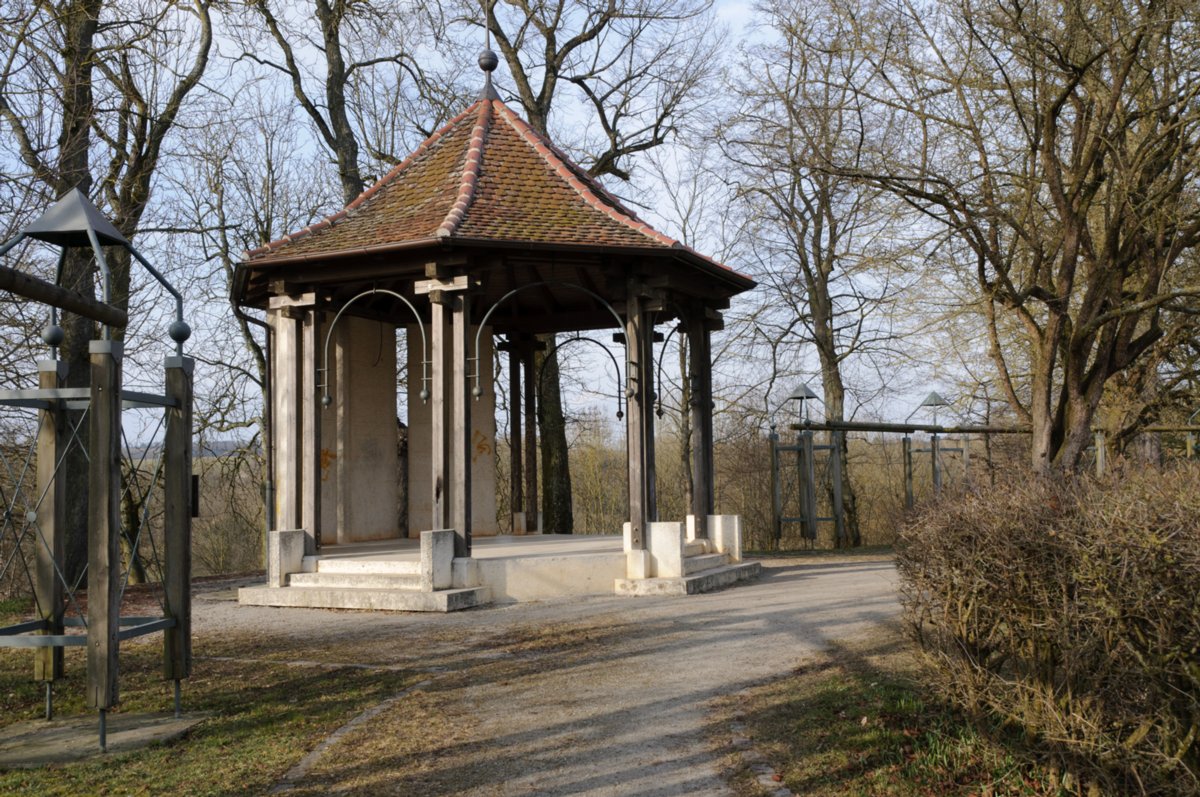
[537,336,573,532]
[56,0,103,589]
[818,360,861,547]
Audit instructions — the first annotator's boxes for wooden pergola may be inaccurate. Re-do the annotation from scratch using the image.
[232,60,754,563]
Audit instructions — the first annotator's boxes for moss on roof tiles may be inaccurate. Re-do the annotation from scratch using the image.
[246,98,677,264]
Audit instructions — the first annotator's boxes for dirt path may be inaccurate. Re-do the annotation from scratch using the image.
[193,555,899,796]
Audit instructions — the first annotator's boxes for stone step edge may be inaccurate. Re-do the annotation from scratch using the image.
[614,561,762,597]
[238,585,490,613]
[288,572,425,588]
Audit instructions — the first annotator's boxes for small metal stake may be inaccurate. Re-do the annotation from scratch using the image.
[98,709,107,752]
[174,679,182,718]
[44,682,52,720]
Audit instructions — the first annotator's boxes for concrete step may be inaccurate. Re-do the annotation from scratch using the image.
[614,561,762,597]
[238,584,490,612]
[314,558,421,576]
[288,571,424,590]
[683,539,710,557]
[683,553,727,575]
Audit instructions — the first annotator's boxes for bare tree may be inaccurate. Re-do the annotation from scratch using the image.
[855,0,1200,474]
[238,0,457,204]
[0,0,213,581]
[721,0,917,544]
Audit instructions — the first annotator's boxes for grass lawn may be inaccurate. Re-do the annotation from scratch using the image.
[716,628,1072,797]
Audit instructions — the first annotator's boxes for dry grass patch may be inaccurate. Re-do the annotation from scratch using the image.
[0,632,423,796]
[715,628,1068,797]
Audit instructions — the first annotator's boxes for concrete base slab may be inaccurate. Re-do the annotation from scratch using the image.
[237,585,490,612]
[614,561,762,597]
[0,712,205,767]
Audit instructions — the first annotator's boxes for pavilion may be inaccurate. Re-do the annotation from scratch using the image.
[233,53,758,610]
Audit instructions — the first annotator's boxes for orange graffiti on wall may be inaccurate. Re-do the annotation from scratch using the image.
[473,431,493,463]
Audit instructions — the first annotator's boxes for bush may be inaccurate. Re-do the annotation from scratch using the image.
[897,465,1200,795]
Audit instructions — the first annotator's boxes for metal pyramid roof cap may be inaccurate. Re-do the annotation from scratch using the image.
[23,188,128,248]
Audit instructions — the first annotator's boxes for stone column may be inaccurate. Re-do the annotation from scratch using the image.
[268,307,301,530]
[430,293,450,531]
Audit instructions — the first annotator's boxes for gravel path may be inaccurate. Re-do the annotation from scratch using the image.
[193,555,900,796]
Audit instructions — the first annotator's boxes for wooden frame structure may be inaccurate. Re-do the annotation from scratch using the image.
[0,190,194,750]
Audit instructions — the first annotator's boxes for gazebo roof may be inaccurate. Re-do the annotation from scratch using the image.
[234,84,753,327]
[246,97,699,260]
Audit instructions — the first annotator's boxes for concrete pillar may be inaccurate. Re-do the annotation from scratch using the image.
[269,307,301,530]
[329,317,398,542]
[408,324,498,537]
[451,293,472,556]
[301,309,320,552]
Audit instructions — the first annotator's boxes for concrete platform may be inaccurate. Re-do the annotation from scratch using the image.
[0,712,205,767]
[238,533,758,611]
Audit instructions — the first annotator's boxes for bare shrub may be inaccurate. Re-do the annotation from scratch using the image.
[898,465,1200,794]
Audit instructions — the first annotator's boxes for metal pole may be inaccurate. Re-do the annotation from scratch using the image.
[99,709,107,752]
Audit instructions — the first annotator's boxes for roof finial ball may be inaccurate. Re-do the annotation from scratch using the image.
[479,48,498,73]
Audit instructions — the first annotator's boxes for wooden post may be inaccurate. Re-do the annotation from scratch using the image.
[430,294,450,530]
[301,309,320,551]
[451,294,471,556]
[801,430,818,540]
[902,435,914,510]
[87,340,121,712]
[625,287,657,545]
[163,356,193,684]
[830,431,846,547]
[1094,431,1107,477]
[34,359,67,684]
[962,433,970,483]
[769,428,781,549]
[522,346,538,531]
[687,316,713,538]
[508,346,523,531]
[931,434,942,493]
